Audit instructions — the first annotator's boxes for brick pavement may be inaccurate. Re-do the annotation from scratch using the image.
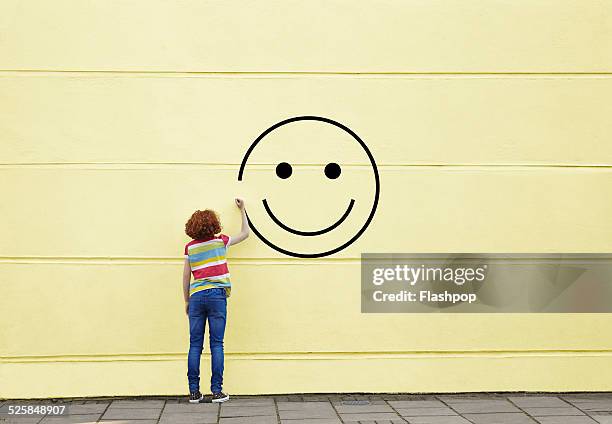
[3,393,612,423]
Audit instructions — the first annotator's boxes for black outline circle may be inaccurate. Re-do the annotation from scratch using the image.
[238,115,380,258]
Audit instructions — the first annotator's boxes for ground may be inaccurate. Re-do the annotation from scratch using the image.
[3,393,612,424]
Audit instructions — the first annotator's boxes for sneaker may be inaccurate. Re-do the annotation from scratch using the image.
[189,391,204,403]
[211,392,230,403]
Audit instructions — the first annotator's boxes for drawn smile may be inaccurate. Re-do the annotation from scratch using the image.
[262,198,355,236]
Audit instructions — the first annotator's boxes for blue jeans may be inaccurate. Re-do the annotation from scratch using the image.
[187,288,227,393]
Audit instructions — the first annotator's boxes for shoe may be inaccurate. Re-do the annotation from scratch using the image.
[189,391,204,403]
[211,392,230,403]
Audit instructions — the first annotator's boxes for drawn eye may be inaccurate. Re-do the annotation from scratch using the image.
[324,162,341,179]
[275,162,292,179]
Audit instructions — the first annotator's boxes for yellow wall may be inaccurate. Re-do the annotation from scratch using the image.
[1,0,612,398]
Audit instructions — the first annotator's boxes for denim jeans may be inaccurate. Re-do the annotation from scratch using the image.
[187,288,227,394]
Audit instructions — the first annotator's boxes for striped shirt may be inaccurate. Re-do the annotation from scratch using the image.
[184,234,231,297]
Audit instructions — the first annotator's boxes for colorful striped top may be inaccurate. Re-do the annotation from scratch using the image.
[184,234,231,297]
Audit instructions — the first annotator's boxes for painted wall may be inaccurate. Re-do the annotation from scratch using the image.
[1,0,612,398]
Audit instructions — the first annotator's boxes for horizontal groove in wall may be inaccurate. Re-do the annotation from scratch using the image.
[5,350,612,363]
[1,164,612,170]
[5,255,608,265]
[0,257,359,265]
[4,70,612,78]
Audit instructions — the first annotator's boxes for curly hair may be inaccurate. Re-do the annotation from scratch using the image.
[185,209,222,240]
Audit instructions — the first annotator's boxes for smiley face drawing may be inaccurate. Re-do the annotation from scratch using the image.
[238,116,380,258]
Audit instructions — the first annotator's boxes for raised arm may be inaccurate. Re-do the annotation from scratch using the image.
[228,198,249,246]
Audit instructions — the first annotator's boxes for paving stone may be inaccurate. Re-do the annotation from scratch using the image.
[224,398,274,406]
[39,414,101,423]
[508,397,568,408]
[564,395,612,402]
[354,421,405,424]
[109,400,165,409]
[366,396,386,401]
[220,405,276,417]
[2,418,47,424]
[219,416,278,424]
[463,412,536,423]
[64,403,109,414]
[332,399,388,405]
[396,407,457,416]
[159,411,218,423]
[523,407,585,416]
[163,403,219,413]
[566,401,612,412]
[405,417,472,424]
[277,402,334,411]
[389,401,446,408]
[448,400,521,413]
[565,398,612,404]
[339,412,401,421]
[102,408,161,420]
[334,404,394,413]
[533,417,598,424]
[280,409,336,419]
[391,395,439,402]
[438,395,507,403]
[280,419,341,424]
[302,396,330,402]
[101,421,159,424]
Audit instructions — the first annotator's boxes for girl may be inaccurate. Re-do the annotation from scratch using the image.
[183,198,249,403]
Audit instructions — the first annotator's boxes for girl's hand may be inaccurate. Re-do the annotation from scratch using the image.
[185,301,189,316]
[235,198,245,210]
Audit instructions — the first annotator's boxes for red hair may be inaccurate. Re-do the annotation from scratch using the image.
[185,210,221,240]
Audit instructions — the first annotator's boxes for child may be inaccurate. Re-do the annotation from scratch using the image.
[183,198,249,403]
